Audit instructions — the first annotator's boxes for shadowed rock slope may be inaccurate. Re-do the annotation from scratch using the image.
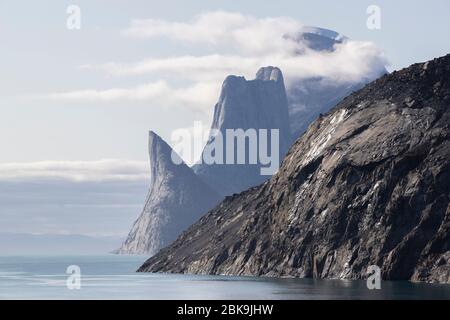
[139,55,450,283]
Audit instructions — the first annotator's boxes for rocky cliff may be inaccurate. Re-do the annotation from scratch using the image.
[193,66,292,197]
[139,55,450,283]
[116,131,221,255]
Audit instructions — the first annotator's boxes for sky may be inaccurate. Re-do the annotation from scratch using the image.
[0,0,449,249]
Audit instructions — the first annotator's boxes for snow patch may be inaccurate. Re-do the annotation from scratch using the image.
[302,109,348,165]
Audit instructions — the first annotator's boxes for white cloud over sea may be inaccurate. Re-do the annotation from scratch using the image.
[0,160,150,239]
[0,159,149,182]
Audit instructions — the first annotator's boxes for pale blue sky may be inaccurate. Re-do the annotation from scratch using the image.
[1,0,449,163]
[0,0,449,242]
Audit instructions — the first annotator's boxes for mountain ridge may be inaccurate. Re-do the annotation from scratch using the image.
[193,66,292,197]
[118,26,387,255]
[138,54,450,283]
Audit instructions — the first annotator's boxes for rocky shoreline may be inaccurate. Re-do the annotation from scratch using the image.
[138,55,450,284]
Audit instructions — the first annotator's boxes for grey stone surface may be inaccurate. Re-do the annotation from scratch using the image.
[115,131,221,255]
[193,66,292,197]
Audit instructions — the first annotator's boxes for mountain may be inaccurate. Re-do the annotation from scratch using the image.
[139,54,450,284]
[119,27,387,255]
[285,27,387,139]
[116,131,221,255]
[286,26,346,53]
[193,66,292,197]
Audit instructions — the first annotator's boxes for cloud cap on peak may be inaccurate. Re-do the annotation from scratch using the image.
[44,11,388,117]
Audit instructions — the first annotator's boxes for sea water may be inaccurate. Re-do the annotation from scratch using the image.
[0,255,449,299]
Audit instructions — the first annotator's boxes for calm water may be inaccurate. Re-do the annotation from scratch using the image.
[0,255,449,299]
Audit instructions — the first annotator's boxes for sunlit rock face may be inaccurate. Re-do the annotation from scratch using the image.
[116,131,221,255]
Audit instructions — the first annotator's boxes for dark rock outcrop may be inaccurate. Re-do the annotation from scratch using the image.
[139,55,450,283]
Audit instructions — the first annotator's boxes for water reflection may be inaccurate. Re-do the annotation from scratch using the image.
[0,255,449,300]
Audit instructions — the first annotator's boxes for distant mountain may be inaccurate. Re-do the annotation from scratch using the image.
[193,66,292,197]
[285,27,387,139]
[286,26,347,53]
[116,131,221,255]
[139,54,450,284]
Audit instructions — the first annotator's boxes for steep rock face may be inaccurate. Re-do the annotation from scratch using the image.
[139,55,450,283]
[116,131,221,255]
[193,66,292,197]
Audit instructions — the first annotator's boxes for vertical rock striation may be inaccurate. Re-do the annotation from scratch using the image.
[193,66,292,197]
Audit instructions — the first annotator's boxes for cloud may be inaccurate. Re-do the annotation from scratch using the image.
[80,54,260,81]
[42,11,388,113]
[88,45,384,83]
[43,81,220,112]
[0,160,153,238]
[123,11,303,55]
[45,81,169,102]
[0,159,149,182]
[276,40,387,84]
[109,11,387,83]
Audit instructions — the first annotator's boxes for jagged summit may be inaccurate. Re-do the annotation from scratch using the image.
[212,66,290,133]
[116,131,221,255]
[255,66,284,84]
[139,54,450,284]
[148,130,184,184]
[194,66,292,197]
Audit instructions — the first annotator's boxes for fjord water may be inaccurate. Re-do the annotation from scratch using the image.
[0,255,449,299]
